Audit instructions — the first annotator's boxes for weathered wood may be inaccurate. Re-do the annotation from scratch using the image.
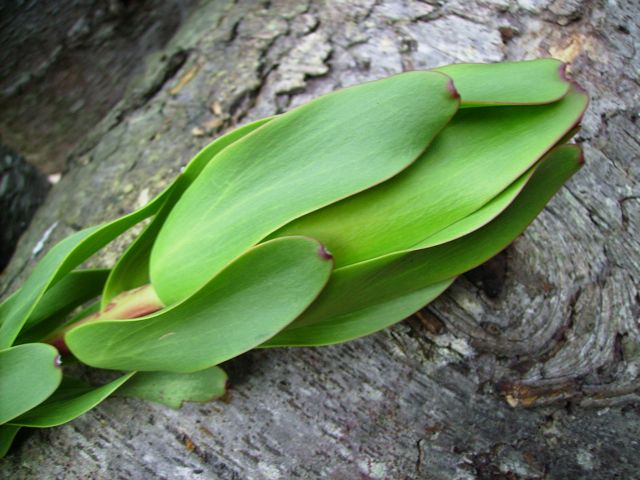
[1,0,639,478]
[0,0,197,173]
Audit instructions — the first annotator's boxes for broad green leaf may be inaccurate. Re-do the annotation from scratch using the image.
[102,118,272,306]
[415,167,534,249]
[0,291,19,328]
[0,229,96,347]
[263,278,454,347]
[264,145,583,346]
[0,185,174,349]
[9,373,134,427]
[25,301,102,354]
[264,163,534,346]
[66,237,334,372]
[117,367,227,409]
[22,269,109,332]
[271,87,587,268]
[0,343,62,424]
[100,218,159,309]
[150,71,460,305]
[261,164,538,346]
[434,59,570,106]
[0,425,20,458]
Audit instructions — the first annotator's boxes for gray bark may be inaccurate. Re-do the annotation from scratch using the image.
[1,0,639,478]
[0,0,197,173]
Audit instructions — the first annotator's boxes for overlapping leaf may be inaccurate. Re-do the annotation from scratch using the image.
[270,87,587,267]
[150,72,460,305]
[102,118,272,307]
[17,269,109,344]
[0,192,170,349]
[8,373,133,428]
[264,145,583,346]
[415,167,534,249]
[0,426,20,457]
[24,269,109,329]
[0,121,274,350]
[434,58,570,106]
[0,343,62,424]
[0,60,588,459]
[66,237,333,372]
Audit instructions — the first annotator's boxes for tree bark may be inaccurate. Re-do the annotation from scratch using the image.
[0,0,197,173]
[1,0,639,478]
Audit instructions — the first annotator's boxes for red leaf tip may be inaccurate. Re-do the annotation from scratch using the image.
[578,148,585,166]
[558,62,570,82]
[557,64,589,98]
[318,244,333,260]
[447,79,460,100]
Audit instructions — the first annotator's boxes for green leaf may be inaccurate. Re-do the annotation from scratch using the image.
[264,144,583,347]
[102,118,272,307]
[117,367,227,409]
[25,269,109,328]
[66,236,334,372]
[150,71,460,305]
[0,186,174,349]
[64,301,101,329]
[0,425,20,458]
[264,164,531,346]
[434,58,570,106]
[0,291,19,328]
[270,86,587,268]
[0,343,62,424]
[9,373,134,428]
[263,278,454,347]
[16,269,110,344]
[416,167,534,249]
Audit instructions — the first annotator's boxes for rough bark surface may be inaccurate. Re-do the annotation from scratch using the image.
[1,0,639,478]
[0,0,197,173]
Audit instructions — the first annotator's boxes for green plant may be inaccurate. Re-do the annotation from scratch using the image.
[0,59,587,456]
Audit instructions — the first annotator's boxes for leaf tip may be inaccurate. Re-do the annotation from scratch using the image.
[558,64,589,100]
[49,336,70,357]
[447,78,460,100]
[558,62,569,82]
[317,244,333,261]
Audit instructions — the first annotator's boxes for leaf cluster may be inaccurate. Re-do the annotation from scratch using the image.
[0,59,588,456]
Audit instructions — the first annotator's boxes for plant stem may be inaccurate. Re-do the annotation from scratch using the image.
[46,284,164,355]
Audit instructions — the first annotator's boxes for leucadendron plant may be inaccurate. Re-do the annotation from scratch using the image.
[0,59,588,456]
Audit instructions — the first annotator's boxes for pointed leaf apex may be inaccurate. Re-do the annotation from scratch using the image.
[318,244,333,261]
[558,62,570,82]
[447,78,460,100]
